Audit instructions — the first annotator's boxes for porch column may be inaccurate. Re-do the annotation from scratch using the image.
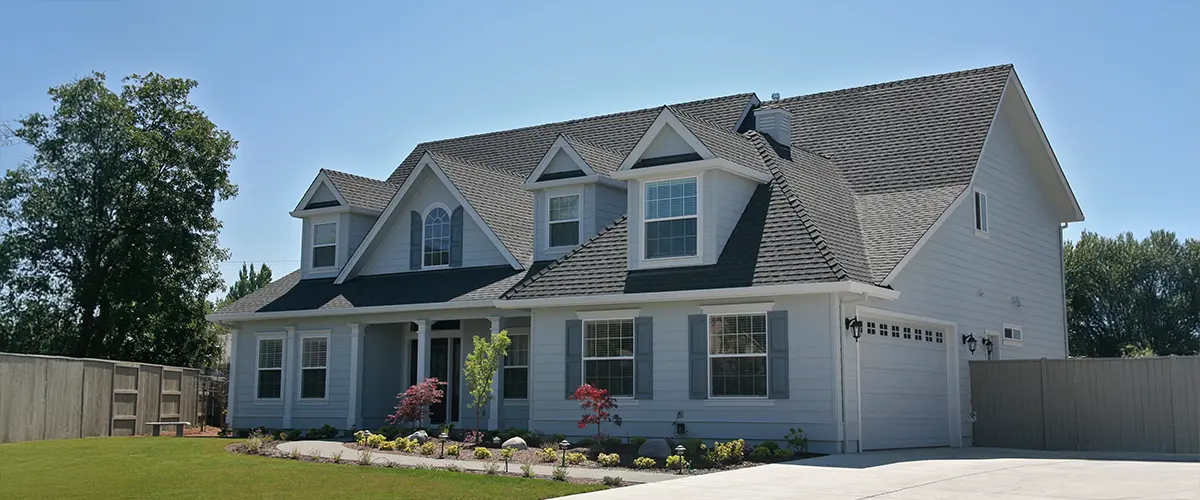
[347,323,363,430]
[487,316,502,431]
[283,326,296,429]
[414,320,430,381]
[226,328,238,427]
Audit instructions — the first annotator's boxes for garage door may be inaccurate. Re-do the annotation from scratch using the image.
[860,319,950,450]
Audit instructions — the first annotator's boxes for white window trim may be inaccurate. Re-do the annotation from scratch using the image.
[547,193,582,249]
[706,312,769,400]
[502,331,529,401]
[700,302,775,315]
[1002,323,1023,346]
[581,318,637,399]
[311,219,339,270]
[254,332,286,404]
[421,202,453,270]
[576,309,641,321]
[973,188,989,238]
[642,175,701,262]
[297,331,331,403]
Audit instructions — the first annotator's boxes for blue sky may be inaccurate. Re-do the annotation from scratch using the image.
[1,0,1197,295]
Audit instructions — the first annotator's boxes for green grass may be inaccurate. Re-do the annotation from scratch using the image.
[0,437,603,499]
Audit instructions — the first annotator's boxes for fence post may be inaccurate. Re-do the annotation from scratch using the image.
[1039,358,1049,450]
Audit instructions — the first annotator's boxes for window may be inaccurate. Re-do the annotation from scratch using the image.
[974,189,988,234]
[709,314,767,397]
[548,194,580,248]
[312,222,337,268]
[300,336,328,399]
[423,207,451,267]
[583,319,635,397]
[644,177,698,259]
[257,338,283,399]
[503,333,529,399]
[1003,325,1022,343]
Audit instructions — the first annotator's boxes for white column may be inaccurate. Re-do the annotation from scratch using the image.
[347,323,362,430]
[487,316,502,431]
[283,326,296,429]
[414,320,429,381]
[226,329,239,428]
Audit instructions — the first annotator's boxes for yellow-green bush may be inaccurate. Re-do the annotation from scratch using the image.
[446,444,460,457]
[535,447,557,463]
[633,457,656,469]
[564,452,586,465]
[365,434,386,449]
[708,439,745,465]
[597,453,620,467]
[419,442,437,455]
[393,437,417,453]
[666,454,688,470]
[473,447,492,459]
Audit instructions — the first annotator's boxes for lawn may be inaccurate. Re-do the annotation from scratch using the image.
[0,437,604,499]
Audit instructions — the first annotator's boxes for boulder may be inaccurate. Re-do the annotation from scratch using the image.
[406,430,429,443]
[501,436,528,450]
[638,438,671,460]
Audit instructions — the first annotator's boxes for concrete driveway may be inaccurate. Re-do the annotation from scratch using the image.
[566,447,1200,499]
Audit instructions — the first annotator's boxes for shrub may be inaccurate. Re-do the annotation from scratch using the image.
[759,440,780,451]
[353,430,368,446]
[444,464,461,473]
[576,437,594,448]
[386,378,445,428]
[463,430,484,446]
[358,447,374,465]
[570,383,622,439]
[393,437,417,453]
[375,425,401,440]
[365,434,386,449]
[666,454,689,470]
[446,444,461,457]
[378,439,395,451]
[682,438,703,455]
[330,451,343,463]
[288,447,301,460]
[536,447,558,463]
[597,453,620,467]
[750,445,773,461]
[785,428,809,453]
[419,442,437,456]
[285,429,301,441]
[525,429,546,447]
[602,476,625,487]
[773,448,793,459]
[243,430,274,455]
[551,467,568,481]
[630,437,647,448]
[602,436,622,451]
[564,452,586,465]
[485,462,500,475]
[500,447,516,460]
[633,457,657,469]
[473,447,493,459]
[307,424,337,440]
[549,433,566,444]
[707,439,745,465]
[521,464,535,478]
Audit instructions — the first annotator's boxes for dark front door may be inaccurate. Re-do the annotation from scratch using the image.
[428,338,462,425]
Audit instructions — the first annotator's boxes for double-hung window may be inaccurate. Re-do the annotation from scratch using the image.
[300,336,328,399]
[708,314,768,397]
[312,222,337,268]
[644,177,698,259]
[503,333,529,399]
[423,207,451,267]
[974,189,988,234]
[548,194,580,248]
[582,319,635,397]
[257,337,284,399]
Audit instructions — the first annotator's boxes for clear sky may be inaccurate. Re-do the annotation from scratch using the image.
[1,0,1197,295]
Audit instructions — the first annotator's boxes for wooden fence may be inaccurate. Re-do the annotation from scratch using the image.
[970,356,1200,454]
[0,352,205,443]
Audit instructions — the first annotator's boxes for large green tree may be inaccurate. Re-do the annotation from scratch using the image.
[0,72,237,366]
[1064,230,1200,357]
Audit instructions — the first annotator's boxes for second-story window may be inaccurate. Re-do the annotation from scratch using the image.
[548,194,580,248]
[423,207,451,268]
[312,222,337,268]
[644,177,697,259]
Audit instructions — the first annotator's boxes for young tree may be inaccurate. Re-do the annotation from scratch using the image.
[571,383,620,440]
[463,330,511,432]
[0,72,237,366]
[386,377,444,428]
[224,263,273,305]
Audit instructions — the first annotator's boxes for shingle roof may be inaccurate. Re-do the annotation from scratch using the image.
[321,169,399,212]
[562,135,624,176]
[672,107,769,174]
[428,152,535,265]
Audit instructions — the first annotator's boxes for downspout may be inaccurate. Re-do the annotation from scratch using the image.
[831,293,844,453]
[1060,222,1069,357]
[837,292,871,453]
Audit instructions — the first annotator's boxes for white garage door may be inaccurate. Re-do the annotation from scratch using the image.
[860,319,950,450]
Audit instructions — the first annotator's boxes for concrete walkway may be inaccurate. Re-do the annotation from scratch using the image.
[561,447,1200,499]
[275,439,679,484]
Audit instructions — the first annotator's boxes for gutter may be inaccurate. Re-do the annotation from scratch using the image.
[206,299,498,324]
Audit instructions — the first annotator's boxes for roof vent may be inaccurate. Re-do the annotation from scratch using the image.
[770,92,781,100]
[753,104,792,147]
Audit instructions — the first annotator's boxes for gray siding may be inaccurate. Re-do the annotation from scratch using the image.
[708,169,758,259]
[593,183,627,233]
[543,150,582,176]
[528,295,842,454]
[360,169,508,275]
[532,183,626,262]
[858,101,1069,446]
[360,323,407,428]
[347,213,376,260]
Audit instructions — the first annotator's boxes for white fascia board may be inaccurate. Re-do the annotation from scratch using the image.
[497,282,898,309]
[1006,72,1085,222]
[616,108,716,172]
[206,299,498,324]
[293,171,348,213]
[289,205,382,218]
[879,187,971,286]
[610,158,771,184]
[525,135,597,184]
[521,174,600,191]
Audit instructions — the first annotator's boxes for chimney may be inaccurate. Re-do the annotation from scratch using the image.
[753,103,792,147]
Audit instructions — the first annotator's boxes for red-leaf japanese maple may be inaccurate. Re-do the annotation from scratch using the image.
[386,377,444,428]
[570,383,621,439]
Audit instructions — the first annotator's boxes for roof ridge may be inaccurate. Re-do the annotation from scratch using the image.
[769,64,1013,104]
[501,216,628,299]
[746,130,850,282]
[668,104,737,132]
[561,134,623,156]
[427,150,526,180]
[320,168,396,185]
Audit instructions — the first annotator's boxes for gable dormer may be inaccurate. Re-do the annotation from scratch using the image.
[611,108,772,271]
[291,170,384,280]
[523,135,627,261]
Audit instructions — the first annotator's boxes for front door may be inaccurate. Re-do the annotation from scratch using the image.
[420,338,461,425]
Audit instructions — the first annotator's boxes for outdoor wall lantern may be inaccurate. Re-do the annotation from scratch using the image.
[962,333,978,354]
[845,316,864,341]
[982,337,995,359]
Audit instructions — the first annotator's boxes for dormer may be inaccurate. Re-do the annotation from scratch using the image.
[523,135,627,261]
[610,107,772,271]
[291,170,390,280]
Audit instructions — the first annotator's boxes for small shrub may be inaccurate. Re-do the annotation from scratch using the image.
[773,448,793,459]
[500,447,516,460]
[602,436,622,451]
[521,464,535,478]
[750,445,773,461]
[785,428,809,453]
[386,377,445,428]
[286,429,301,441]
[365,433,386,449]
[307,424,338,440]
[549,433,566,444]
[760,440,780,451]
[633,457,657,469]
[666,454,689,471]
[375,425,401,440]
[394,437,417,453]
[708,439,746,465]
[630,437,647,448]
[576,437,594,448]
[526,430,546,447]
[444,464,461,473]
[564,452,586,465]
[597,453,620,467]
[419,442,437,456]
[378,439,395,451]
[682,438,704,455]
[602,476,625,487]
[473,447,493,459]
[485,462,500,475]
[551,467,568,482]
[353,430,369,446]
[288,447,301,460]
[536,446,558,463]
[330,451,343,463]
[463,430,484,446]
[359,447,374,465]
[446,443,460,457]
[243,430,275,455]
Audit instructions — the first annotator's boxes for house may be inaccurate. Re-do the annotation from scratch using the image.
[209,64,1083,453]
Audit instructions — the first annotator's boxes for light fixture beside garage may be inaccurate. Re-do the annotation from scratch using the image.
[844,316,864,341]
[982,336,995,359]
[962,333,978,354]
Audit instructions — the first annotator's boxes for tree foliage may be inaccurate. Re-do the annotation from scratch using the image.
[0,72,237,366]
[223,263,272,305]
[1065,230,1200,357]
[570,383,620,439]
[463,330,510,432]
[386,377,444,427]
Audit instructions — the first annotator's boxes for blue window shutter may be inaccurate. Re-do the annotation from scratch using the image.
[565,319,583,399]
[688,314,707,399]
[409,211,422,270]
[634,316,653,400]
[449,206,464,267]
[768,310,789,399]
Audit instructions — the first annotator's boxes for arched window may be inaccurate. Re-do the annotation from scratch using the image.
[423,206,451,267]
